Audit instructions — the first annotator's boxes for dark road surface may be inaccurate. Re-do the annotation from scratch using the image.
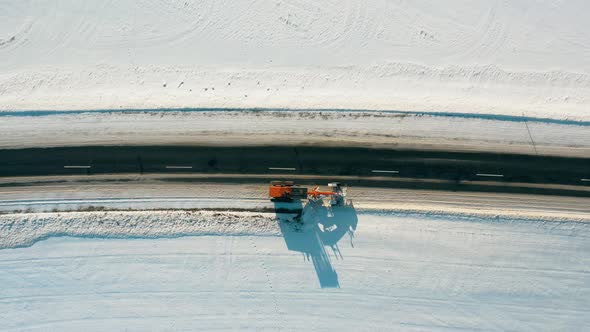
[1,145,589,197]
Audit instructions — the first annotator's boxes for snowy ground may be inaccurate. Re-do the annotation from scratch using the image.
[1,211,588,331]
[1,110,590,156]
[1,1,590,119]
[1,2,589,329]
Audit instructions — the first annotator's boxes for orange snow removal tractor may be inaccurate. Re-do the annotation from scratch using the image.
[269,181,346,206]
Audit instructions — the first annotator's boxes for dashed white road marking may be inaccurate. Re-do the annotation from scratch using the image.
[63,165,91,169]
[268,167,296,171]
[371,170,400,174]
[165,166,193,169]
[476,173,504,178]
[581,178,590,182]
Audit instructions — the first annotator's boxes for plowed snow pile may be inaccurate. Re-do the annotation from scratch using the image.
[0,210,283,249]
[1,1,589,119]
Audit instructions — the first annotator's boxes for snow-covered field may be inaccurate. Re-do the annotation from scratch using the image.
[1,211,588,331]
[1,1,589,119]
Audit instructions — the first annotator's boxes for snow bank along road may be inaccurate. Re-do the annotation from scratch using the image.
[2,110,590,157]
[1,1,590,120]
[1,211,588,331]
[1,145,589,197]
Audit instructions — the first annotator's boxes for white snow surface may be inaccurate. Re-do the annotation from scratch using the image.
[0,211,588,331]
[2,206,588,250]
[2,111,590,156]
[0,210,282,249]
[1,1,590,119]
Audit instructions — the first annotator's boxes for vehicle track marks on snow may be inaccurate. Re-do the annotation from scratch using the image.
[249,235,283,330]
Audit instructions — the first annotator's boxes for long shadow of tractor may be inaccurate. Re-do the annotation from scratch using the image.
[271,182,358,288]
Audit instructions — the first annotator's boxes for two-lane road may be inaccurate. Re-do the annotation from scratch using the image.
[1,145,589,197]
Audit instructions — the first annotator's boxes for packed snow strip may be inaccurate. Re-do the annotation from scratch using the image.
[1,1,590,119]
[1,206,588,250]
[353,205,590,224]
[2,108,590,127]
[1,110,590,156]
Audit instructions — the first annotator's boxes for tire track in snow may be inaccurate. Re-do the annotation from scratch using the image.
[249,235,284,330]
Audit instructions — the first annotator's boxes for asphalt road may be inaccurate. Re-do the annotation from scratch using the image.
[0,145,589,196]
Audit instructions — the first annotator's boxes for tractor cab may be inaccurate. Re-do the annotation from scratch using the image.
[268,181,308,202]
